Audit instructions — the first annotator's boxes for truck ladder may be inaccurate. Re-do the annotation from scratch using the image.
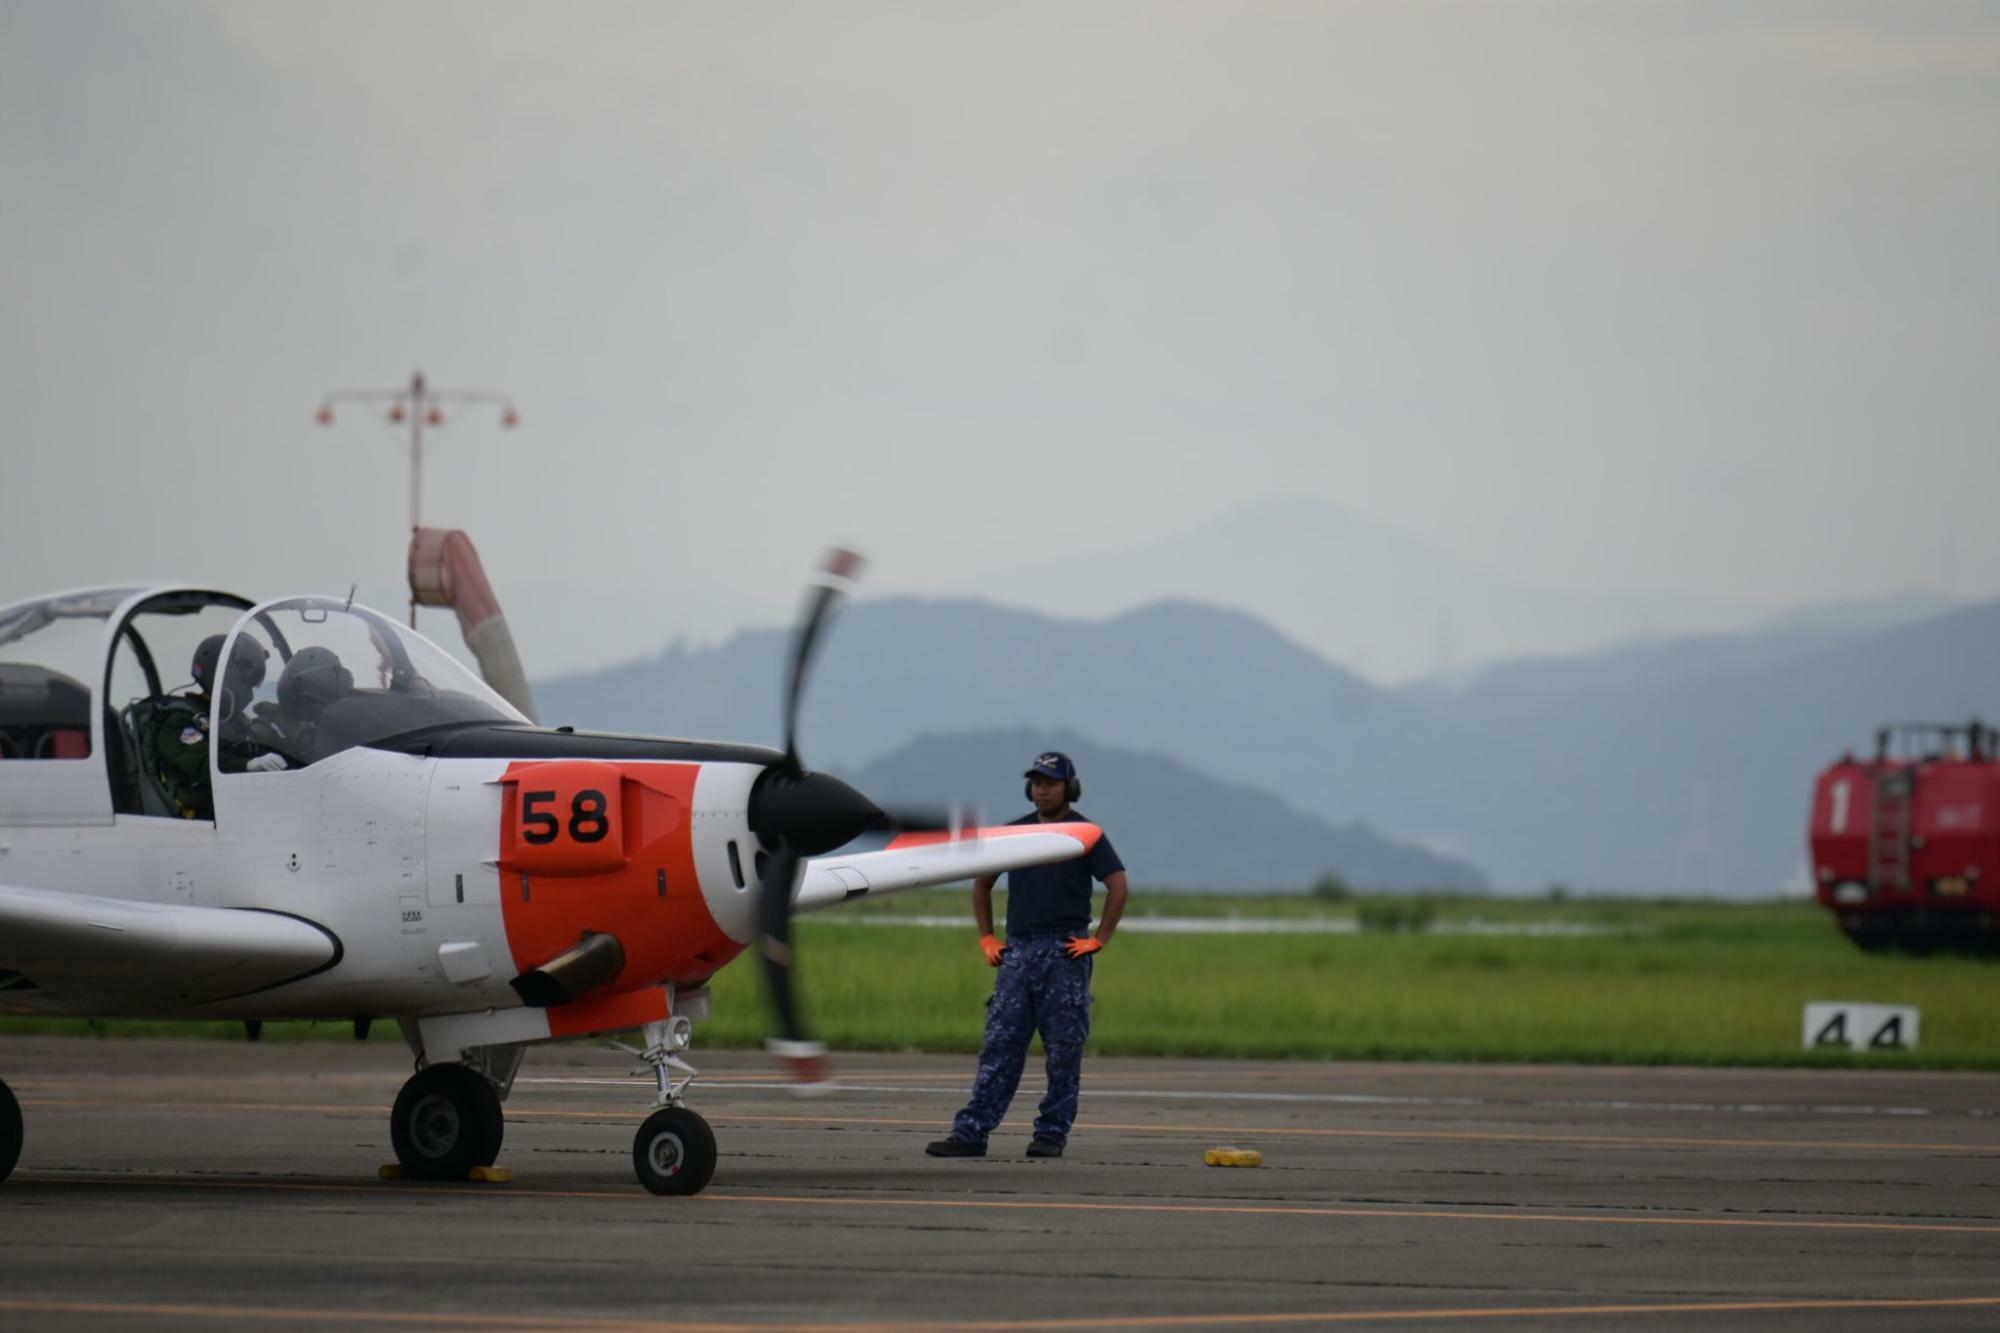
[1869,770,1914,893]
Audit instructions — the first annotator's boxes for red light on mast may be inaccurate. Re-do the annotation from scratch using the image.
[315,406,333,426]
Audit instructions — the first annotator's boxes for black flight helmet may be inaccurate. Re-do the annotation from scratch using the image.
[223,636,268,703]
[225,637,268,693]
[190,634,228,695]
[278,646,353,722]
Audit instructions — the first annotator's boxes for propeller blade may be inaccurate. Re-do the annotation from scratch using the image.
[756,842,805,1038]
[753,547,865,1096]
[755,840,835,1093]
[781,548,864,769]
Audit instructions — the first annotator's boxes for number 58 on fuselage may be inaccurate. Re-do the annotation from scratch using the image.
[0,579,1100,1194]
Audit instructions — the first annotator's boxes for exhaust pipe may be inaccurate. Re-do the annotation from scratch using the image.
[510,931,625,1007]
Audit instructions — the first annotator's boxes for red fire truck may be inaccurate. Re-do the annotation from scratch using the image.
[1809,720,2000,952]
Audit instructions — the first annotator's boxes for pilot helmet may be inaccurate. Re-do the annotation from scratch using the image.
[208,637,270,723]
[225,637,269,694]
[278,646,353,721]
[190,634,228,693]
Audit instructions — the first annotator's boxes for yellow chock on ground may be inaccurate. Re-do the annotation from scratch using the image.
[1204,1147,1263,1167]
[379,1163,513,1183]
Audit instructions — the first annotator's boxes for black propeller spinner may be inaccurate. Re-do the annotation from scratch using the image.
[744,550,962,1085]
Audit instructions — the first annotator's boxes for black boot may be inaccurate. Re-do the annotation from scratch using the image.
[925,1136,986,1158]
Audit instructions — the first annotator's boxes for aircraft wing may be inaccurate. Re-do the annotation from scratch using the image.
[0,883,339,1016]
[795,821,1101,913]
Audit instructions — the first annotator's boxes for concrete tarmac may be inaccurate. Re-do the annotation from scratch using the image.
[1,1035,1997,1331]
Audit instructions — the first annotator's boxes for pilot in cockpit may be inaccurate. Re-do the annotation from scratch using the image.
[270,645,354,761]
[212,637,296,775]
[146,635,285,816]
[211,641,354,773]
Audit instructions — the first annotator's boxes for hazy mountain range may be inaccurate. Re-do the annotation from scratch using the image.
[532,593,2000,895]
[948,498,1963,684]
[842,728,1487,892]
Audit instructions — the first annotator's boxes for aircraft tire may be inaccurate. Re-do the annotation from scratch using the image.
[633,1105,716,1196]
[469,1073,505,1167]
[0,1078,20,1184]
[391,1063,504,1180]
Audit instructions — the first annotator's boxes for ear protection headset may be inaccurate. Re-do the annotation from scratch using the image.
[1024,771,1082,803]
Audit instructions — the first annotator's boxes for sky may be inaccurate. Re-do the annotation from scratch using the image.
[3,1,1996,677]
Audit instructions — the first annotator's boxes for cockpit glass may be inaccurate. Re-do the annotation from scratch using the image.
[219,598,527,771]
[0,588,138,760]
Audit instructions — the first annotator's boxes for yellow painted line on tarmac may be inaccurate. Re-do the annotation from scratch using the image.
[16,1172,2000,1236]
[5,1295,2000,1330]
[24,1096,2000,1157]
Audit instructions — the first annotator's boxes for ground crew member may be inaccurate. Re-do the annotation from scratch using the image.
[926,751,1129,1159]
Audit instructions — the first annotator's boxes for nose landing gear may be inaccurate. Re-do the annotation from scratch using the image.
[634,1104,716,1195]
[618,1016,716,1195]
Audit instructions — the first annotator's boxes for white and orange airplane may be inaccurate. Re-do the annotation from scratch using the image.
[0,554,1101,1194]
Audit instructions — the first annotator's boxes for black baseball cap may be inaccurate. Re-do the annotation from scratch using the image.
[1024,751,1076,782]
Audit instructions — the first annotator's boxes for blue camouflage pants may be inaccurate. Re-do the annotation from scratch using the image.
[950,934,1094,1147]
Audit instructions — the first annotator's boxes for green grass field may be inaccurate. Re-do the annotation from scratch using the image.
[6,896,1995,1069]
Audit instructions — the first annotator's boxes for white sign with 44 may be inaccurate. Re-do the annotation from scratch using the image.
[1803,1001,1920,1052]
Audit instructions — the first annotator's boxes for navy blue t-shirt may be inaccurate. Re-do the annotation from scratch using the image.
[1004,809,1124,938]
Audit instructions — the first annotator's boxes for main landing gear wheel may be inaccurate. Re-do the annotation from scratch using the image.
[0,1078,20,1184]
[633,1105,717,1196]
[390,1063,504,1180]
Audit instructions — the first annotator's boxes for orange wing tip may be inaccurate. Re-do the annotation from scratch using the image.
[1050,821,1103,851]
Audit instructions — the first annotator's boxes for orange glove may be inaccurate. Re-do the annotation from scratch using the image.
[980,934,1007,967]
[1065,936,1104,959]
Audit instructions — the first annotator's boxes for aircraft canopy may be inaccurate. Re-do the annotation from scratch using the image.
[221,596,529,771]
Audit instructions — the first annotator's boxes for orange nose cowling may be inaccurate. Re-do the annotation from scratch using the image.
[496,760,744,996]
